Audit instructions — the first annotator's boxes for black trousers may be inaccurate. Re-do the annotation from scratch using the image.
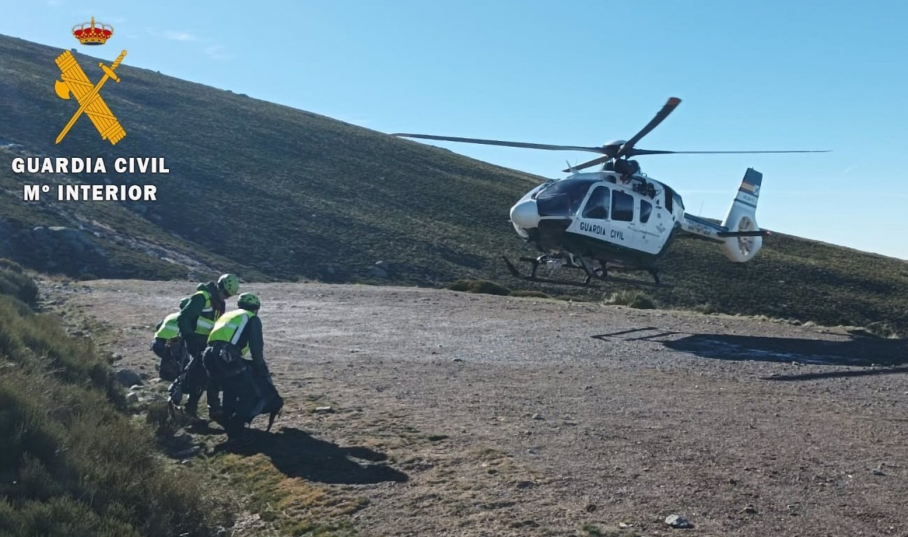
[179,334,221,413]
[203,344,244,435]
[204,343,282,438]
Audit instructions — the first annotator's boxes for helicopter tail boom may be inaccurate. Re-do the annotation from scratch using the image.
[679,168,766,262]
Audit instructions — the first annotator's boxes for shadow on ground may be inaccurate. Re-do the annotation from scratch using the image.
[593,327,908,377]
[216,427,409,485]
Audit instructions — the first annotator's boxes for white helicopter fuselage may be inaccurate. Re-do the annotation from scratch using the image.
[509,167,765,269]
[566,171,682,256]
[510,171,685,263]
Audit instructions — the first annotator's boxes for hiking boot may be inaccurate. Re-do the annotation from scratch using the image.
[208,407,226,425]
[183,405,208,427]
[225,434,255,450]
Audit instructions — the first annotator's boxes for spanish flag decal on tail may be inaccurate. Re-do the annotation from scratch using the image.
[734,168,762,208]
[738,168,762,198]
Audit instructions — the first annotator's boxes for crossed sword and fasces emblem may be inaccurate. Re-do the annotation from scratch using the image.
[54,49,127,145]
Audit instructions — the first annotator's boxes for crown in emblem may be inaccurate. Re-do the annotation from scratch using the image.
[72,16,113,45]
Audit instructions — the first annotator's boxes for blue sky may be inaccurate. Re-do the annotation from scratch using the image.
[3,1,907,260]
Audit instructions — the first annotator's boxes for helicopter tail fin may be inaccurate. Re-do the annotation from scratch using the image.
[719,168,764,262]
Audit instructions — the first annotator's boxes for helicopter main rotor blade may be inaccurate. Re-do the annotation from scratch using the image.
[563,155,612,172]
[628,148,832,156]
[615,97,682,159]
[563,149,830,171]
[392,133,608,154]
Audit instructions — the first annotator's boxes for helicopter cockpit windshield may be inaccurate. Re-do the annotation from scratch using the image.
[534,179,597,217]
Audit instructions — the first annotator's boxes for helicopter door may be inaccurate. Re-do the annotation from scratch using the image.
[581,186,610,220]
[571,185,611,242]
[633,198,660,254]
[608,188,637,249]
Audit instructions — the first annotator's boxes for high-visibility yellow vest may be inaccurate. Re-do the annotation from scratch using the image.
[154,312,180,340]
[208,308,254,356]
[191,289,218,336]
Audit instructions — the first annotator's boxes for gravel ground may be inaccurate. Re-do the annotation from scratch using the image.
[47,280,908,537]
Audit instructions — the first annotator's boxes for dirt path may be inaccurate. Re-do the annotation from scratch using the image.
[47,280,908,536]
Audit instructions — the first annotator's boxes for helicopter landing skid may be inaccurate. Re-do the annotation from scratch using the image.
[502,256,670,289]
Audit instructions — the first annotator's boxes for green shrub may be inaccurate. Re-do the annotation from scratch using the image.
[0,269,38,306]
[447,279,511,296]
[605,290,656,309]
[0,372,231,535]
[472,280,511,295]
[0,258,24,273]
[0,294,120,403]
[509,290,551,299]
[145,401,191,439]
[0,496,141,537]
[447,279,474,292]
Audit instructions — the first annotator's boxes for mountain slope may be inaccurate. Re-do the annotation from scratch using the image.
[1,34,540,284]
[0,34,906,335]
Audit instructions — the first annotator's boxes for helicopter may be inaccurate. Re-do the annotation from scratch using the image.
[393,97,828,288]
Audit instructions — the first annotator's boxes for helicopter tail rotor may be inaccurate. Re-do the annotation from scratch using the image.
[720,168,764,262]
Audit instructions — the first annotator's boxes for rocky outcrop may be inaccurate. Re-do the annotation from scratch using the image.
[29,226,107,273]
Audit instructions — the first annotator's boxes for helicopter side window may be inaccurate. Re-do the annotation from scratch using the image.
[640,200,652,223]
[611,190,634,222]
[582,186,610,219]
